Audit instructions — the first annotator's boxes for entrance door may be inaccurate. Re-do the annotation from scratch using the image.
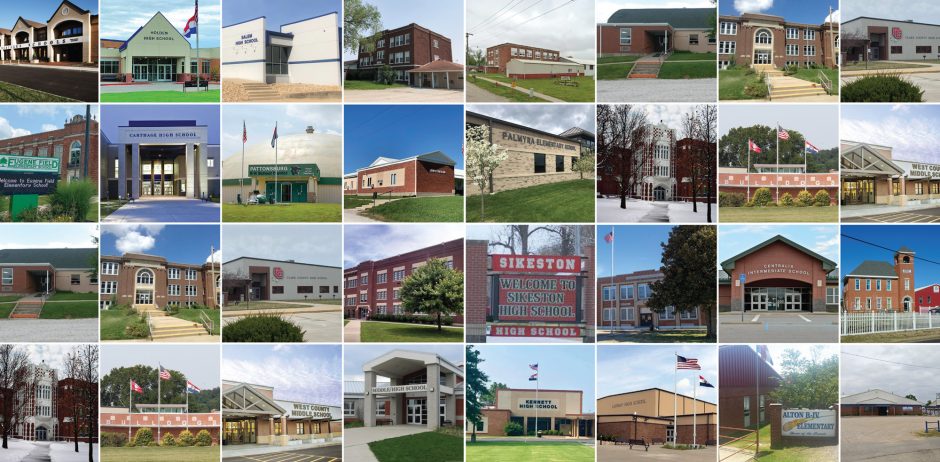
[754,50,771,65]
[407,398,426,425]
[653,186,666,201]
[291,182,307,203]
[133,64,149,81]
[135,290,153,305]
[157,64,172,81]
[750,292,768,311]
[35,427,47,441]
[280,183,292,203]
[639,313,653,327]
[785,293,802,311]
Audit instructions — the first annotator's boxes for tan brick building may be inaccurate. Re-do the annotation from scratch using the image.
[597,388,717,445]
[0,1,99,65]
[842,247,915,312]
[221,381,341,445]
[718,13,839,69]
[474,388,593,437]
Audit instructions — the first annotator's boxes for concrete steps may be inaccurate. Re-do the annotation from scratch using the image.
[629,61,661,79]
[240,83,280,101]
[149,316,208,340]
[769,80,827,100]
[10,300,42,319]
[134,304,166,316]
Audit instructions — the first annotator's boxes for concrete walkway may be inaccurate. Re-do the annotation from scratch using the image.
[475,76,562,102]
[344,319,361,342]
[103,197,220,223]
[640,203,669,222]
[22,442,50,462]
[343,198,399,223]
[599,78,716,102]
[344,426,428,462]
[466,81,511,102]
[842,61,940,77]
[344,87,463,103]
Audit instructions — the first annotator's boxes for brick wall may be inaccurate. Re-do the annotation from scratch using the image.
[414,160,455,195]
[598,420,667,443]
[481,409,511,435]
[583,244,595,341]
[466,240,488,342]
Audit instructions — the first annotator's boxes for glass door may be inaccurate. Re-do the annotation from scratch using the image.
[750,292,768,311]
[785,292,802,311]
[135,290,153,304]
[755,51,771,65]
[157,64,172,81]
[280,183,292,203]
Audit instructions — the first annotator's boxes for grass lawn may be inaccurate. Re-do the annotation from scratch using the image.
[466,441,594,462]
[100,200,128,219]
[46,292,96,301]
[842,61,931,71]
[598,329,713,343]
[0,81,77,102]
[666,51,717,62]
[40,301,97,319]
[344,196,372,209]
[366,196,463,222]
[0,296,21,303]
[100,90,220,102]
[222,202,341,222]
[468,78,547,102]
[360,321,464,342]
[596,62,634,80]
[724,424,836,462]
[598,56,639,64]
[659,61,716,79]
[173,308,220,335]
[101,445,219,462]
[481,74,594,102]
[467,179,594,222]
[369,430,463,462]
[100,309,148,340]
[344,80,409,90]
[790,68,838,91]
[719,206,837,223]
[719,68,764,100]
[0,303,14,318]
[842,329,940,343]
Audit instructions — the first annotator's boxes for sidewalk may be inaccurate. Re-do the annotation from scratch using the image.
[842,61,940,77]
[475,76,562,102]
[841,202,940,218]
[344,319,361,342]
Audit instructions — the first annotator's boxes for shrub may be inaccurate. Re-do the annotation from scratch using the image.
[814,189,831,206]
[751,188,773,207]
[101,432,128,447]
[378,65,396,85]
[125,318,149,338]
[147,441,158,447]
[366,313,454,326]
[841,74,924,102]
[195,430,213,447]
[504,421,524,436]
[744,81,768,98]
[744,200,755,207]
[744,66,755,75]
[796,190,814,207]
[50,180,96,222]
[779,192,794,207]
[177,429,195,447]
[133,427,154,446]
[719,191,746,207]
[162,432,177,446]
[222,314,305,342]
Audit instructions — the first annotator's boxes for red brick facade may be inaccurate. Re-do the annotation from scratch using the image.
[0,115,98,183]
[718,14,840,68]
[719,346,780,429]
[99,412,221,444]
[916,284,940,313]
[56,378,97,443]
[349,158,455,196]
[484,43,560,73]
[356,23,453,82]
[718,170,839,204]
[842,404,922,416]
[99,253,220,309]
[597,270,704,329]
[843,250,915,313]
[598,25,671,55]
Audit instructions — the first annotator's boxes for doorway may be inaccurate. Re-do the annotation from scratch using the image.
[784,293,802,311]
[750,292,768,311]
[754,50,771,65]
[639,313,653,327]
[135,290,153,305]
[653,186,667,201]
[133,64,149,81]
[35,427,47,441]
[224,419,257,444]
[843,179,874,204]
[407,398,427,425]
[156,64,173,81]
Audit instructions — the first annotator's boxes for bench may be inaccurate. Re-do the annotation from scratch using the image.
[556,76,579,87]
[627,438,649,451]
[651,437,665,445]
[184,79,209,91]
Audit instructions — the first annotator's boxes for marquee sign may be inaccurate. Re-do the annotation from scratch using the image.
[518,399,559,410]
[372,384,428,394]
[492,254,580,273]
[248,164,320,177]
[289,403,332,419]
[0,154,60,195]
[495,275,579,322]
[487,325,581,337]
[781,409,836,437]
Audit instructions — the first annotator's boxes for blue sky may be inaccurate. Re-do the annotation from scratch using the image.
[344,224,463,268]
[344,344,464,382]
[841,225,940,289]
[221,104,341,161]
[597,345,718,404]
[340,0,464,62]
[0,0,97,28]
[842,105,940,164]
[475,345,595,412]
[222,344,342,406]
[102,344,220,389]
[718,225,839,267]
[719,0,838,24]
[0,224,96,249]
[0,105,99,140]
[101,0,220,48]
[102,224,220,264]
[223,0,340,29]
[100,105,220,144]
[343,105,463,173]
[596,225,674,278]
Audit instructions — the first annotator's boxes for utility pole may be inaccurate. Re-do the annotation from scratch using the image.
[465,33,474,66]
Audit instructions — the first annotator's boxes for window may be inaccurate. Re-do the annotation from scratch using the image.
[100,281,117,295]
[680,308,697,320]
[296,423,305,435]
[876,279,882,291]
[393,289,400,300]
[168,285,180,296]
[102,262,119,276]
[804,29,816,40]
[720,22,737,35]
[854,279,860,290]
[755,30,772,45]
[207,158,215,168]
[743,396,751,423]
[803,45,816,56]
[719,41,736,54]
[534,154,546,173]
[854,297,860,310]
[786,28,799,39]
[393,270,405,281]
[866,297,872,310]
[433,39,439,48]
[619,28,631,45]
[186,269,197,280]
[360,274,369,285]
[905,279,911,290]
[265,45,290,75]
[660,306,676,320]
[377,290,387,300]
[877,297,883,309]
[638,284,651,299]
[168,268,180,279]
[390,173,397,185]
[621,307,635,321]
[393,304,402,314]
[344,401,356,416]
[445,260,454,269]
[360,293,367,302]
[297,286,313,294]
[603,308,614,322]
[827,287,838,304]
[917,45,933,54]
[186,285,197,296]
[760,395,766,422]
[555,155,564,172]
[916,183,924,195]
[136,269,154,285]
[377,272,387,284]
[620,285,634,300]
[689,34,699,45]
[68,141,81,168]
[866,279,871,290]
[602,286,616,301]
[887,298,893,310]
[346,297,355,306]
[891,46,903,54]
[786,44,799,56]
[100,60,119,74]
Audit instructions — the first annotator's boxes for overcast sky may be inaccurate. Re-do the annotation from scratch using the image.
[102,344,220,390]
[466,104,595,135]
[0,224,96,249]
[344,224,463,268]
[843,0,932,22]
[21,344,94,376]
[841,345,940,403]
[468,0,595,60]
[720,104,839,150]
[344,344,463,382]
[597,345,718,404]
[596,0,714,22]
[222,344,341,407]
[222,105,341,161]
[842,105,940,164]
[718,225,839,265]
[223,224,341,267]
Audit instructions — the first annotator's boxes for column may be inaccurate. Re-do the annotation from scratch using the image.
[363,371,376,427]
[118,144,128,198]
[267,418,274,444]
[886,176,893,205]
[445,371,456,425]
[900,176,907,205]
[185,143,196,198]
[390,377,401,425]
[131,144,140,199]
[279,416,287,444]
[426,363,441,430]
[47,42,53,63]
[198,142,208,198]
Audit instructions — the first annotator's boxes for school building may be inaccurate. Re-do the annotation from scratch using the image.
[221,380,341,446]
[100,406,220,444]
[597,388,716,445]
[473,388,593,438]
[719,235,840,312]
[0,1,98,65]
[99,253,220,310]
[484,43,561,74]
[342,151,458,196]
[0,248,96,295]
[841,389,922,416]
[354,23,460,87]
[598,270,705,330]
[719,345,781,429]
[842,17,940,62]
[717,164,839,204]
[843,247,916,312]
[0,113,98,182]
[597,8,717,56]
[718,13,839,69]
[841,140,940,208]
[222,256,341,304]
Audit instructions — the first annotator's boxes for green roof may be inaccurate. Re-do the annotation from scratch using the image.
[607,8,716,29]
[0,248,96,269]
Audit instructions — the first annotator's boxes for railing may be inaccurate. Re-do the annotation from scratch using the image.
[147,312,154,341]
[765,73,773,101]
[841,311,939,336]
[718,426,758,461]
[818,69,832,95]
[199,310,214,335]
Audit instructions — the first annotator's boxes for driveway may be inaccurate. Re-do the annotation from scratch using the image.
[599,443,715,461]
[0,64,97,101]
[344,425,429,462]
[345,87,463,103]
[842,416,940,461]
[598,79,716,102]
[224,444,342,462]
[102,197,220,223]
[843,206,940,223]
[466,81,510,102]
[0,319,97,342]
[719,312,839,343]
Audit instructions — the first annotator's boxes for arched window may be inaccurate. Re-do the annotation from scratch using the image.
[903,297,913,312]
[136,269,154,285]
[69,141,81,167]
[755,30,772,45]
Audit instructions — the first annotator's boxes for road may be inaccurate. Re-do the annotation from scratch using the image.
[719,312,839,343]
[0,319,97,342]
[224,445,342,462]
[842,416,940,461]
[466,81,510,102]
[0,65,97,101]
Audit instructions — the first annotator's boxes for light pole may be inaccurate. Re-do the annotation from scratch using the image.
[633,411,637,441]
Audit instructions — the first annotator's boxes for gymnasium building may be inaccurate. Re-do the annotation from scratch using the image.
[342,151,458,197]
[221,380,341,445]
[98,253,220,310]
[597,8,717,56]
[841,140,940,208]
[0,1,98,65]
[843,247,916,312]
[598,270,705,329]
[222,256,341,303]
[474,388,593,438]
[717,13,839,69]
[841,389,922,416]
[719,345,780,430]
[0,247,96,296]
[719,235,840,312]
[597,388,716,445]
[842,17,940,62]
[0,113,98,183]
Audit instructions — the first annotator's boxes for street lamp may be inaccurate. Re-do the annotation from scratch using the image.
[633,411,638,441]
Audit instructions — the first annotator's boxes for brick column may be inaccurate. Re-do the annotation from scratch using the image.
[583,244,595,343]
[466,240,488,343]
[769,403,783,449]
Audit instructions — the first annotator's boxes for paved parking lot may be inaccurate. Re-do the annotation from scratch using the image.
[222,311,341,342]
[842,416,940,461]
[224,444,342,462]
[599,444,716,461]
[843,207,940,223]
[598,79,716,102]
[719,312,839,343]
[0,64,97,101]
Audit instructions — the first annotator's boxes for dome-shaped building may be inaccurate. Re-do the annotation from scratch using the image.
[222,126,342,204]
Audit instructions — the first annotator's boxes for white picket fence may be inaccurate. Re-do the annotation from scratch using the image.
[841,311,940,336]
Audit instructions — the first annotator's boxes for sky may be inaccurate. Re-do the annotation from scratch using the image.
[344,344,464,382]
[102,344,220,389]
[0,105,99,140]
[0,224,97,249]
[223,224,341,267]
[843,0,933,23]
[720,104,838,149]
[466,104,596,136]
[596,225,674,277]
[0,0,98,26]
[841,345,940,403]
[597,345,718,404]
[596,0,714,22]
[842,105,940,164]
[222,0,340,29]
[723,344,839,378]
[101,0,221,48]
[719,0,838,25]
[21,344,95,377]
[344,224,463,268]
[341,0,464,62]
[100,105,220,144]
[102,224,221,264]
[221,104,342,161]
[468,0,595,60]
[841,225,940,289]
[222,344,342,406]
[475,344,595,412]
[344,105,463,173]
[718,224,840,266]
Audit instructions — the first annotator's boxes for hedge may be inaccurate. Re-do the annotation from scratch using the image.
[719,191,746,207]
[222,314,305,342]
[504,421,524,436]
[842,74,924,102]
[366,313,454,325]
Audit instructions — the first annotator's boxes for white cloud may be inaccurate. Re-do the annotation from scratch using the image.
[344,224,464,267]
[41,124,58,132]
[0,117,31,139]
[222,353,341,406]
[825,9,840,23]
[206,249,221,264]
[735,0,773,14]
[103,224,166,254]
[842,115,940,163]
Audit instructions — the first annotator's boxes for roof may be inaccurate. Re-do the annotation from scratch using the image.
[47,1,89,23]
[606,8,715,28]
[343,380,391,396]
[222,256,341,270]
[598,387,716,406]
[843,16,940,29]
[846,260,898,278]
[559,57,594,66]
[558,126,596,139]
[406,60,464,72]
[842,389,922,406]
[120,12,190,52]
[19,18,46,29]
[0,248,96,269]
[720,235,837,273]
[898,246,914,253]
[352,151,456,174]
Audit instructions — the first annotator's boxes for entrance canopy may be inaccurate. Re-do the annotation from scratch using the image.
[841,143,904,179]
[363,349,464,380]
[222,383,287,418]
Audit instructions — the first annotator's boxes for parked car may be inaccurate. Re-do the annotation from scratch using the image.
[929,308,940,314]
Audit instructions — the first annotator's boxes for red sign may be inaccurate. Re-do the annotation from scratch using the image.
[489,325,581,337]
[892,27,902,40]
[496,275,578,322]
[492,254,580,273]
[273,267,284,279]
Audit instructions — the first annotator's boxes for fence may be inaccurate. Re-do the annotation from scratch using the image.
[841,311,940,336]
[718,426,757,461]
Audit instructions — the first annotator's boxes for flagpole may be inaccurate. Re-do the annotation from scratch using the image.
[186,379,190,431]
[673,352,678,445]
[196,0,201,90]
[693,375,698,447]
[755,347,760,453]
[775,124,780,202]
[157,365,162,441]
[535,366,539,440]
[803,142,808,192]
[609,226,614,329]
[241,121,246,205]
[129,380,133,442]
[274,122,279,204]
[746,144,751,199]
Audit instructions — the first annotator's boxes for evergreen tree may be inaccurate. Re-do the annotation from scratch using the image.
[465,346,489,443]
[646,226,717,339]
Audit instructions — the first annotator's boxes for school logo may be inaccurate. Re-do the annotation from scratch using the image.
[892,27,903,40]
[274,267,284,279]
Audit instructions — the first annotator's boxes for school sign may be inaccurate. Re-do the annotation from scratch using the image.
[0,154,60,195]
[781,409,837,437]
[489,254,585,331]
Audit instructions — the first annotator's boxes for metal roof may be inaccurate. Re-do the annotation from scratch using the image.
[606,8,716,29]
[0,248,96,269]
[842,389,921,406]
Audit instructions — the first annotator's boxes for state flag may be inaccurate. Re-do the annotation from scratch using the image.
[130,380,143,394]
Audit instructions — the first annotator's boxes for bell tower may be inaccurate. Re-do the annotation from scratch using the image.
[895,246,915,312]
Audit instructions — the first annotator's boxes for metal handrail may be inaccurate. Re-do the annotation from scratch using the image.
[147,312,154,341]
[199,310,214,334]
[818,69,832,95]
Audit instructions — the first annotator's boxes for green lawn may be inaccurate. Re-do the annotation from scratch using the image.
[723,424,835,462]
[842,330,940,343]
[0,81,77,102]
[597,62,634,80]
[467,179,594,223]
[598,55,639,64]
[598,329,713,343]
[344,80,409,90]
[100,309,148,340]
[46,291,97,301]
[344,196,372,209]
[369,430,463,462]
[790,68,838,92]
[659,61,716,79]
[365,196,463,222]
[719,206,837,223]
[100,90,221,102]
[0,303,15,318]
[719,68,764,100]
[222,202,341,222]
[481,74,594,102]
[282,298,342,304]
[40,301,97,319]
[666,51,717,62]
[0,296,21,303]
[101,445,219,462]
[172,308,220,335]
[100,200,128,219]
[467,441,595,462]
[842,61,930,71]
[360,321,464,342]
[468,78,547,102]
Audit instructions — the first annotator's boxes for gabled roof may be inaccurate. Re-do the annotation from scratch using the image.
[354,151,455,174]
[120,12,190,52]
[222,256,341,270]
[0,248,96,269]
[842,389,921,406]
[558,126,596,139]
[720,235,837,273]
[841,142,905,176]
[13,17,46,31]
[846,260,897,278]
[47,0,90,23]
[606,8,715,29]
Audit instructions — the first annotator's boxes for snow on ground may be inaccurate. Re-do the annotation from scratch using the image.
[50,442,97,462]
[597,197,654,222]
[0,440,35,462]
[597,197,713,223]
[667,202,714,223]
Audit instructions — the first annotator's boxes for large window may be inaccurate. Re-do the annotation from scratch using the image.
[755,30,772,45]
[804,29,816,40]
[100,60,119,74]
[891,46,903,54]
[786,44,799,56]
[377,272,387,284]
[620,307,635,321]
[102,262,119,276]
[786,28,799,39]
[719,41,736,54]
[186,269,197,280]
[168,285,180,296]
[100,281,117,295]
[826,287,839,305]
[266,45,290,75]
[803,45,816,56]
[136,269,154,285]
[619,28,631,45]
[602,286,615,301]
[620,285,634,300]
[638,283,651,299]
[534,154,546,174]
[168,268,180,280]
[555,155,564,172]
[720,22,737,35]
[67,141,81,167]
[917,45,933,54]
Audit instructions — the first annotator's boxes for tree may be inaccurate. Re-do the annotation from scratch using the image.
[489,225,593,256]
[400,258,463,331]
[77,344,98,462]
[646,226,718,339]
[465,124,509,220]
[596,104,651,208]
[482,382,508,406]
[906,394,919,402]
[719,125,808,170]
[467,47,485,67]
[465,346,489,443]
[343,0,382,55]
[378,64,395,84]
[769,347,839,409]
[572,150,595,180]
[695,105,717,223]
[0,345,29,449]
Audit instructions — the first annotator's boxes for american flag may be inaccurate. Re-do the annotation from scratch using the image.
[777,127,790,140]
[604,231,614,244]
[529,363,539,371]
[676,355,701,370]
[159,365,171,380]
[242,121,247,143]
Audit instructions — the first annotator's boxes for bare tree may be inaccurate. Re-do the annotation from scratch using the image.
[78,344,98,462]
[697,105,718,223]
[597,105,651,209]
[489,225,555,255]
[0,345,29,449]
[64,349,80,452]
[681,109,701,213]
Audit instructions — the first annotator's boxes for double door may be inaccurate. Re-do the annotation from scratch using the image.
[784,293,802,311]
[407,398,426,425]
[750,292,768,311]
[754,50,772,65]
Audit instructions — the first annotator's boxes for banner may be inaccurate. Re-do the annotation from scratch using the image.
[248,163,319,177]
[0,172,57,195]
[492,254,580,273]
[488,325,581,337]
[781,409,836,437]
[496,275,579,322]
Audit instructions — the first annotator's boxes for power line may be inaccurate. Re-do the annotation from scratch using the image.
[473,0,545,35]
[475,0,571,40]
[471,0,528,32]
[841,234,940,266]
[842,351,940,371]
